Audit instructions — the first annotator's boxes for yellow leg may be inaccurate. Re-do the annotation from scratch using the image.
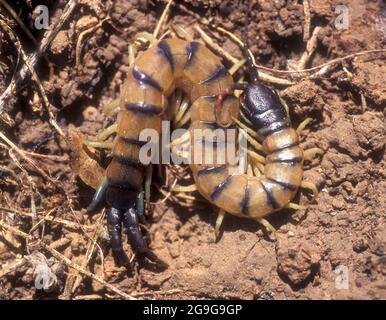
[239,110,253,127]
[95,123,118,142]
[256,162,265,174]
[246,134,265,153]
[170,24,194,42]
[253,165,262,177]
[247,150,266,164]
[169,90,183,120]
[300,181,318,197]
[229,58,246,75]
[296,117,312,134]
[232,116,262,142]
[102,99,120,116]
[170,131,191,148]
[286,202,308,210]
[256,218,276,233]
[173,96,190,128]
[279,95,290,118]
[215,209,226,240]
[175,110,191,128]
[174,193,196,201]
[304,147,324,159]
[134,31,158,47]
[83,141,113,149]
[247,164,254,177]
[172,184,198,192]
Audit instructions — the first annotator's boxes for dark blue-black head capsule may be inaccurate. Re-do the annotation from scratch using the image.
[241,83,290,137]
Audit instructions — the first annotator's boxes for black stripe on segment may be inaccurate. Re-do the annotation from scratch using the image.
[114,154,142,167]
[259,121,289,136]
[119,136,147,147]
[199,120,218,128]
[132,66,163,91]
[197,165,227,177]
[260,180,280,210]
[270,156,303,165]
[185,42,199,68]
[202,94,217,101]
[199,65,229,84]
[210,175,233,201]
[271,141,300,153]
[125,102,162,115]
[240,183,250,215]
[157,40,174,72]
[266,177,297,191]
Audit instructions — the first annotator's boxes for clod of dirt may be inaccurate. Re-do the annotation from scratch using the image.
[67,126,104,189]
[50,30,70,56]
[275,235,321,287]
[324,113,385,159]
[351,59,386,106]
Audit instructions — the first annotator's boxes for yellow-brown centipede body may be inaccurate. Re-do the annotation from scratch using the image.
[88,37,309,265]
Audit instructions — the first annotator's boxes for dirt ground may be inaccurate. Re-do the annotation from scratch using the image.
[0,0,385,300]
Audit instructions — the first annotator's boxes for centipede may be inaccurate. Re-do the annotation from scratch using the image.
[86,33,322,267]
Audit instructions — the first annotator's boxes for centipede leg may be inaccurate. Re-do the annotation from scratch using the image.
[278,95,290,117]
[172,184,198,192]
[286,202,308,210]
[136,190,146,224]
[83,124,117,150]
[95,123,118,142]
[102,99,120,116]
[107,207,128,265]
[122,205,168,268]
[300,181,319,197]
[87,178,108,212]
[232,116,263,142]
[304,147,324,159]
[215,209,226,240]
[256,218,276,233]
[122,207,147,253]
[247,150,266,164]
[296,117,312,134]
[83,141,114,149]
[173,95,190,128]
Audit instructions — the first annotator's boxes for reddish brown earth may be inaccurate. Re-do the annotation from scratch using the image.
[0,0,385,300]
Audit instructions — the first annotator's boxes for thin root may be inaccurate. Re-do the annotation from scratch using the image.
[172,184,197,192]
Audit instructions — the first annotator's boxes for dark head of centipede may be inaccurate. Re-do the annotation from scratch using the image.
[241,82,290,137]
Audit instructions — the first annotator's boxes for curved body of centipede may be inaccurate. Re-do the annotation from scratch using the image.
[88,37,317,266]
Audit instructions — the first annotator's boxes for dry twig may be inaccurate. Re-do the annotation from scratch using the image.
[0,219,135,300]
[0,0,78,116]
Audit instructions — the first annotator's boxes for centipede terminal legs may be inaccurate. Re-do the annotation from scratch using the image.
[88,178,109,213]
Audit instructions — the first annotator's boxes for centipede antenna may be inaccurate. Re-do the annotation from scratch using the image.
[242,0,259,83]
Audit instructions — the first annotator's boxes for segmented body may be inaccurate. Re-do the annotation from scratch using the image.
[107,37,304,219]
